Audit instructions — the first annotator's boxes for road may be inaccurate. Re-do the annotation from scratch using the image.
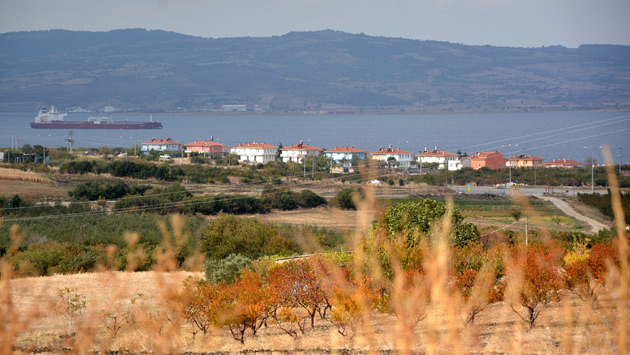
[450,185,607,196]
[537,195,608,233]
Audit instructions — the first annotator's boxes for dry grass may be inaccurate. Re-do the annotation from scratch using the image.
[2,156,629,354]
[0,167,49,183]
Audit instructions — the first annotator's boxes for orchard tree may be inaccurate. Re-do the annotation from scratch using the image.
[565,242,619,301]
[451,244,504,324]
[222,269,273,344]
[267,259,331,328]
[508,245,565,328]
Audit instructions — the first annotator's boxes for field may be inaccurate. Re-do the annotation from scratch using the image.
[1,162,627,354]
[5,253,629,353]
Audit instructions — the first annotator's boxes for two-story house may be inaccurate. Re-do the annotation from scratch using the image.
[325,146,368,166]
[416,147,460,170]
[463,150,507,170]
[279,141,323,163]
[184,139,226,158]
[141,138,181,154]
[544,158,584,168]
[506,154,545,168]
[230,142,278,164]
[370,145,414,168]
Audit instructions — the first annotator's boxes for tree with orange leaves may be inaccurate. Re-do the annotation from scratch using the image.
[180,278,236,339]
[266,259,331,329]
[451,244,505,324]
[222,269,273,344]
[508,245,565,328]
[565,241,619,301]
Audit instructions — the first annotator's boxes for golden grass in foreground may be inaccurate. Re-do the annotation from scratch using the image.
[1,156,629,354]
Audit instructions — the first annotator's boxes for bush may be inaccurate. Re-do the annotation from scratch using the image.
[331,188,361,210]
[205,254,253,284]
[201,215,300,259]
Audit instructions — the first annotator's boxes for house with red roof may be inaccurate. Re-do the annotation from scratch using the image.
[416,146,460,170]
[141,138,182,153]
[370,145,414,168]
[506,154,545,168]
[279,141,323,163]
[230,142,278,164]
[544,158,584,168]
[464,150,508,170]
[184,139,226,158]
[325,146,368,165]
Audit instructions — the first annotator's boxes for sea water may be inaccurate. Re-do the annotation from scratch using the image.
[1,111,628,163]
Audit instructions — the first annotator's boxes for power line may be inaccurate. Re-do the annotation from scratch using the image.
[450,113,630,152]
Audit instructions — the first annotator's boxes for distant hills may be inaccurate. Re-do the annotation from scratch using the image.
[1,29,629,113]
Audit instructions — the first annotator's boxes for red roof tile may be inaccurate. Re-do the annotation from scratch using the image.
[507,154,544,161]
[326,146,368,153]
[280,143,323,151]
[417,150,458,157]
[371,147,413,155]
[231,142,278,149]
[143,138,181,145]
[185,140,226,148]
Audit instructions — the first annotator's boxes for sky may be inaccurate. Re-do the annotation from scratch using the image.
[0,0,629,48]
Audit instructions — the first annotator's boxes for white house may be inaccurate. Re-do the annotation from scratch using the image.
[280,142,323,163]
[325,146,368,166]
[416,147,461,170]
[370,145,414,168]
[230,142,278,164]
[141,138,182,153]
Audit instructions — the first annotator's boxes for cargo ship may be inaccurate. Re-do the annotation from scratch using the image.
[30,107,163,129]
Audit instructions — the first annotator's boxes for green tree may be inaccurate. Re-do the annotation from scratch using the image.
[205,253,253,284]
[201,215,299,259]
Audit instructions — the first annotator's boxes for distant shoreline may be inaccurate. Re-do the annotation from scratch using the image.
[3,107,628,116]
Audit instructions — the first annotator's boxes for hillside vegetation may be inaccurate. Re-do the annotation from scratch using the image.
[1,29,629,112]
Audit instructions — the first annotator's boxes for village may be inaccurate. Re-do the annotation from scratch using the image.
[141,137,586,173]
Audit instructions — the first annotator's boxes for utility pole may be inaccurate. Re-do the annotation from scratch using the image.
[43,145,46,165]
[620,148,622,175]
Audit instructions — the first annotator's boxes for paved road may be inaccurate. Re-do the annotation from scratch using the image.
[537,195,608,233]
[450,185,607,196]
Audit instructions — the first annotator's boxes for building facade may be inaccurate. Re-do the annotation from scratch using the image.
[141,138,181,153]
[370,145,414,168]
[468,151,507,170]
[506,154,544,168]
[279,142,323,163]
[544,158,584,168]
[230,142,278,164]
[416,147,460,170]
[325,146,368,166]
[184,140,226,157]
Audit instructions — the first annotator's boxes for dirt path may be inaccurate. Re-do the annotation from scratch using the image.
[537,195,609,233]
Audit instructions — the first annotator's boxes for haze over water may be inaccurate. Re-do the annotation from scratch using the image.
[1,111,629,164]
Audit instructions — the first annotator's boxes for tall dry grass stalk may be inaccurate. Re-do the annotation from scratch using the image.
[1,160,629,353]
[0,167,49,183]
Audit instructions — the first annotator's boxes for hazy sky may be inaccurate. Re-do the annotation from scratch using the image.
[1,0,628,48]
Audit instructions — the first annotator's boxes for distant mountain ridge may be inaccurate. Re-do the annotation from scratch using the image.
[1,29,629,113]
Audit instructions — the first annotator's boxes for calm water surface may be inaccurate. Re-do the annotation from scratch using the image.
[1,111,629,163]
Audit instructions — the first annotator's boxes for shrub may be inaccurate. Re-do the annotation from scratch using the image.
[508,245,565,328]
[201,215,300,259]
[332,188,361,210]
[204,254,253,284]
